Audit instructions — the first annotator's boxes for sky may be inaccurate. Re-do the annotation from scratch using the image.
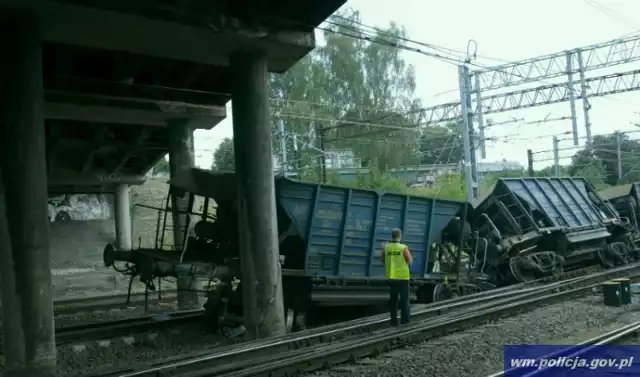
[194,0,640,171]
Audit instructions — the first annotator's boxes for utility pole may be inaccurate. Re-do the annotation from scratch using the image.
[527,149,534,177]
[616,131,623,182]
[474,74,487,159]
[464,69,480,196]
[577,51,592,147]
[314,124,326,183]
[566,52,579,146]
[552,136,560,176]
[278,118,287,176]
[458,65,478,201]
[319,128,327,183]
[292,133,301,176]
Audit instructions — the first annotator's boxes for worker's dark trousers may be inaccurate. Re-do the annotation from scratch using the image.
[388,279,410,326]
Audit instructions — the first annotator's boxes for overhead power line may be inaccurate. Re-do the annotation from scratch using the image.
[329,14,512,65]
[583,0,640,29]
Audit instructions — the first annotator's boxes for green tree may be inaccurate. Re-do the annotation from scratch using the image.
[269,8,423,177]
[419,122,463,165]
[152,155,170,175]
[212,138,235,171]
[567,132,640,186]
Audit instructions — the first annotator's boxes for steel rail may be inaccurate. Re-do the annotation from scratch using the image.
[0,291,179,321]
[0,309,205,350]
[54,308,205,345]
[84,262,640,377]
[52,291,179,315]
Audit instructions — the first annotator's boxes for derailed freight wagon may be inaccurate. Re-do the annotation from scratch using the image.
[467,177,636,287]
[104,168,482,331]
[599,183,640,230]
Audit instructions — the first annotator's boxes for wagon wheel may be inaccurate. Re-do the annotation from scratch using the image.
[509,256,537,283]
[530,251,564,277]
[621,236,640,261]
[609,242,632,265]
[433,282,453,302]
[598,247,616,269]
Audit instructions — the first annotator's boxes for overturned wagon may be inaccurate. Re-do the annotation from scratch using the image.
[599,183,640,230]
[467,177,635,286]
[104,168,481,330]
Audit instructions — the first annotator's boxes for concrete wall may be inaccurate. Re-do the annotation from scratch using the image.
[49,219,134,299]
[49,179,174,300]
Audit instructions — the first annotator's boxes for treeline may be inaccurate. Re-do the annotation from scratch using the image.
[211,8,465,176]
[297,167,525,202]
[206,8,640,198]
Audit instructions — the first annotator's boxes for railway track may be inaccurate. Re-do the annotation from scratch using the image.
[0,308,205,349]
[82,262,640,377]
[56,308,205,346]
[53,291,178,315]
[0,291,178,321]
[51,262,600,349]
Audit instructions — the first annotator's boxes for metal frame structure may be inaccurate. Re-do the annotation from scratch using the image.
[447,35,640,201]
[433,68,640,129]
[472,35,640,91]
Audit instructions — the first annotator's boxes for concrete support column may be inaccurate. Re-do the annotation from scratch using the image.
[230,50,286,339]
[167,120,199,309]
[0,10,56,376]
[114,184,132,250]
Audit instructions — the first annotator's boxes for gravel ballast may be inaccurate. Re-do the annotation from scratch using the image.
[307,294,640,377]
[56,319,239,377]
[54,300,182,328]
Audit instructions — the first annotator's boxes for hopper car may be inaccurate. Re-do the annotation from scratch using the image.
[599,183,640,231]
[465,177,637,287]
[103,168,486,331]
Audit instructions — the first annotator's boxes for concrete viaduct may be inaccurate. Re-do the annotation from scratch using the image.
[0,1,346,375]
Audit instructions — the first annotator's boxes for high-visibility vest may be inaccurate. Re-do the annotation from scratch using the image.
[384,242,410,280]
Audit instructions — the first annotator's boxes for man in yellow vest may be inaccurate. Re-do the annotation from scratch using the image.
[381,228,413,326]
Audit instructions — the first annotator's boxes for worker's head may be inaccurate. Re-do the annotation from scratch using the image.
[391,228,402,241]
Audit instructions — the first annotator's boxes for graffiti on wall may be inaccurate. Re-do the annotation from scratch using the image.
[48,194,113,222]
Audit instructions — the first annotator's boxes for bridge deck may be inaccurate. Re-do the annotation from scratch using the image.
[30,0,346,193]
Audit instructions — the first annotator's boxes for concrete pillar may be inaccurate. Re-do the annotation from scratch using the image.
[0,172,28,375]
[114,184,132,250]
[167,121,199,309]
[0,10,56,376]
[230,50,286,339]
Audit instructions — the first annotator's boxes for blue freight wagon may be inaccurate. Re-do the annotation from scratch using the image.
[274,174,479,313]
[104,168,482,331]
[468,177,635,286]
[599,183,640,230]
